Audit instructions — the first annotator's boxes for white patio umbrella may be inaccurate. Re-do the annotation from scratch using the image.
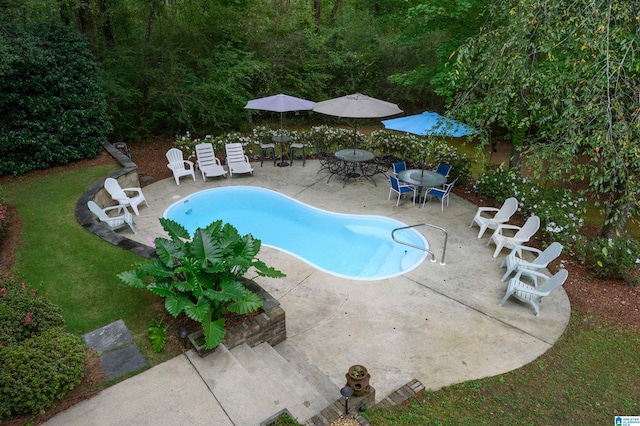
[244,93,315,135]
[313,92,403,151]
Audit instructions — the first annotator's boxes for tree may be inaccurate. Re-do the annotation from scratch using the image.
[441,0,639,239]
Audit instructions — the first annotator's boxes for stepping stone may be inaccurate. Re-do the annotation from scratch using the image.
[100,344,147,381]
[83,319,133,354]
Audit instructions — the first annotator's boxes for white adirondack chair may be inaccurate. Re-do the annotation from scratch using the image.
[225,143,253,177]
[488,215,540,258]
[499,268,568,316]
[87,201,136,234]
[166,148,196,185]
[470,197,519,238]
[501,242,563,286]
[104,177,148,215]
[195,143,227,180]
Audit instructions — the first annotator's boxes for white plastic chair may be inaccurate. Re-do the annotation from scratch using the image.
[225,143,254,177]
[423,178,458,211]
[499,268,568,316]
[104,178,148,215]
[469,197,519,238]
[388,175,416,207]
[488,215,540,258]
[195,143,227,180]
[87,201,136,234]
[165,148,195,185]
[501,242,563,286]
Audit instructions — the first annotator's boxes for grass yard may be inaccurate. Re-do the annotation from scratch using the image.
[2,163,180,366]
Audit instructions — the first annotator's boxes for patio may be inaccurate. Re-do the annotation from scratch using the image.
[128,158,570,399]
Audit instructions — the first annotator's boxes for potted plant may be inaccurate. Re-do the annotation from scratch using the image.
[118,218,285,353]
[346,365,371,396]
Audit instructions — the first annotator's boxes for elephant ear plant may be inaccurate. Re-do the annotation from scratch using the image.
[118,218,285,350]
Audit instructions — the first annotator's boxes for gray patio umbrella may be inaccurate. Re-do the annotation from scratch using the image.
[244,93,315,135]
[313,92,403,152]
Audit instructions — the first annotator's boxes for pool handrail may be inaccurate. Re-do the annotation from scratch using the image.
[392,223,448,266]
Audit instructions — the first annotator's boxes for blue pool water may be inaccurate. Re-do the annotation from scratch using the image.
[163,187,427,280]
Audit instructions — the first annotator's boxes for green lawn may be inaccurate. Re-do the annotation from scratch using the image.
[2,164,179,365]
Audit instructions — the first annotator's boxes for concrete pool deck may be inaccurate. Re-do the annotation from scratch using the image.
[47,159,570,425]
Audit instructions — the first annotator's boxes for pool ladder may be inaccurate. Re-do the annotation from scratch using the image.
[391,223,448,265]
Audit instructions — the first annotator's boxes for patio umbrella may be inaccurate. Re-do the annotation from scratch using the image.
[382,111,475,178]
[313,92,403,151]
[381,111,475,137]
[244,93,315,135]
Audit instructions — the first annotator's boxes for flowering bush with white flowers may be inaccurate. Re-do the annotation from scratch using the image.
[304,125,362,153]
[474,167,587,248]
[577,237,640,280]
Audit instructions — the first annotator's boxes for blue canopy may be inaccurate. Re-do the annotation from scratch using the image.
[382,111,475,137]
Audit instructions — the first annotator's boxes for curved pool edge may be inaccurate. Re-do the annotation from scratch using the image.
[163,186,429,281]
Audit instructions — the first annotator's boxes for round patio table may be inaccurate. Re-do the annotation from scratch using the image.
[272,135,292,167]
[398,169,446,206]
[335,149,376,186]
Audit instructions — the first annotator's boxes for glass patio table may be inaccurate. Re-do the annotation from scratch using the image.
[272,135,292,167]
[397,169,446,206]
[334,149,376,186]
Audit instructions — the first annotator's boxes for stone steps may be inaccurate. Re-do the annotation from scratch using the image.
[187,342,335,425]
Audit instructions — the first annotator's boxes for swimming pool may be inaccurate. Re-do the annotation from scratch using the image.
[163,187,428,280]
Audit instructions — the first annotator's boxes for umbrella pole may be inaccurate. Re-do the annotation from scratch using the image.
[353,121,357,154]
[280,112,284,136]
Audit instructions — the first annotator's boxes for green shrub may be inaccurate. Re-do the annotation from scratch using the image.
[578,237,640,280]
[0,273,64,347]
[0,327,87,419]
[0,20,112,176]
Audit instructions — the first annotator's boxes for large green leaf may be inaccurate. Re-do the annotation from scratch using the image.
[164,294,191,317]
[202,288,233,303]
[202,316,226,349]
[139,260,176,278]
[227,291,263,315]
[117,269,146,288]
[192,229,223,267]
[147,282,176,298]
[184,298,212,322]
[220,279,247,301]
[251,259,286,278]
[160,217,191,241]
[148,319,167,353]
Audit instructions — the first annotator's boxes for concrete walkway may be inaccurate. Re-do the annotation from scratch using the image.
[46,160,570,425]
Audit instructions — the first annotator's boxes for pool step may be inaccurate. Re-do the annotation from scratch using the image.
[187,342,333,425]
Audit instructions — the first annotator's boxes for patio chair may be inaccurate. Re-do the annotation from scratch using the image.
[434,163,452,179]
[165,148,196,185]
[469,197,519,238]
[104,177,148,215]
[317,151,334,174]
[488,215,540,258]
[326,155,347,183]
[388,174,416,207]
[423,177,458,211]
[289,142,306,166]
[501,242,563,286]
[195,143,227,180]
[392,161,407,181]
[87,201,136,234]
[225,143,253,177]
[255,141,276,167]
[499,268,568,316]
[360,160,387,186]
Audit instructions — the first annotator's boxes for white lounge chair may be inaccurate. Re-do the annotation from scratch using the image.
[195,143,227,180]
[166,148,196,185]
[104,177,149,215]
[499,268,568,316]
[488,215,540,258]
[225,143,253,177]
[501,242,563,286]
[470,197,519,238]
[87,201,136,234]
